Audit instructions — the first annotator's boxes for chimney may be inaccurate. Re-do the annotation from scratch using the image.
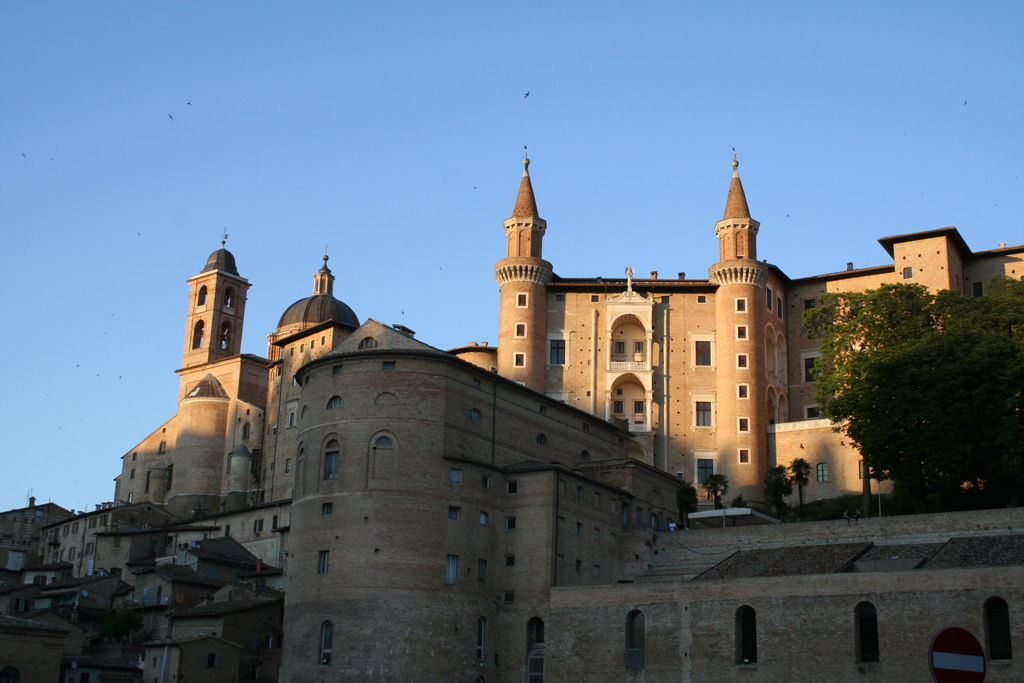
[28,496,36,508]
[650,271,658,279]
[846,262,854,271]
[677,272,686,279]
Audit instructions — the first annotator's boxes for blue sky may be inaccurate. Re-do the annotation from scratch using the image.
[2,2,1022,512]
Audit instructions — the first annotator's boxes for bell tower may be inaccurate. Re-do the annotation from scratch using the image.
[495,154,552,391]
[182,241,250,369]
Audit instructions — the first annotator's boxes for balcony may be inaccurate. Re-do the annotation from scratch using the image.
[609,359,651,373]
[628,421,651,433]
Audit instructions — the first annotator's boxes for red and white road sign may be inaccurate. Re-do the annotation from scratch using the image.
[929,627,986,683]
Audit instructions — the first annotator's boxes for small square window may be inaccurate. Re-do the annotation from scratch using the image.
[449,468,462,483]
[804,298,817,310]
[516,293,528,307]
[504,554,515,567]
[903,267,913,279]
[591,295,599,302]
[448,506,461,520]
[738,418,749,432]
[502,590,515,604]
[697,295,707,303]
[555,293,565,302]
[382,361,396,371]
[514,323,526,337]
[806,406,821,419]
[514,353,526,367]
[321,502,333,515]
[737,354,748,368]
[735,298,747,312]
[737,384,749,399]
[738,449,750,464]
[506,480,518,495]
[505,516,517,530]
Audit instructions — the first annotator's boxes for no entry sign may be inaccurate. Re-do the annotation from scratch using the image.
[929,627,986,683]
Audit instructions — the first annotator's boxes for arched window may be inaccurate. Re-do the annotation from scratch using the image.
[625,609,645,670]
[319,620,333,664]
[736,606,757,664]
[985,596,1012,660]
[323,440,339,480]
[580,450,591,462]
[196,286,207,307]
[219,322,232,350]
[374,435,393,448]
[326,396,344,409]
[224,287,235,308]
[476,616,487,662]
[526,618,544,683]
[192,320,205,349]
[358,336,378,350]
[855,602,879,662]
[536,433,547,445]
[0,666,21,683]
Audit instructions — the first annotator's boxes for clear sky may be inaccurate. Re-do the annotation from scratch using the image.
[2,2,1022,512]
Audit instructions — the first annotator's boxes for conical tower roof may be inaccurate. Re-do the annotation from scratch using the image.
[723,159,751,220]
[512,157,540,218]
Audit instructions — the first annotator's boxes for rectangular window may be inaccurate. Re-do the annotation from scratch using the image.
[382,361,396,370]
[695,341,712,366]
[633,400,644,414]
[514,353,525,367]
[333,364,343,375]
[736,325,747,340]
[555,293,565,302]
[323,452,338,480]
[697,458,714,484]
[634,341,644,354]
[576,486,584,501]
[806,406,821,419]
[614,341,626,354]
[972,281,983,297]
[804,298,817,310]
[549,339,565,365]
[288,411,296,428]
[129,468,135,480]
[516,293,528,307]
[445,555,459,585]
[479,511,489,525]
[505,554,516,568]
[613,400,624,414]
[317,550,329,574]
[738,449,750,464]
[449,468,462,483]
[803,356,817,383]
[903,266,913,279]
[777,296,783,318]
[735,298,747,312]
[816,463,829,482]
[514,323,526,337]
[591,294,600,302]
[738,418,749,432]
[477,559,487,583]
[766,288,773,309]
[481,475,491,490]
[697,294,707,303]
[448,506,461,519]
[506,479,517,495]
[284,458,292,474]
[737,354,748,368]
[737,384,749,399]
[696,401,712,427]
[575,521,583,535]
[575,559,582,572]
[321,502,333,515]
[502,590,515,604]
[505,516,517,530]
[253,519,264,533]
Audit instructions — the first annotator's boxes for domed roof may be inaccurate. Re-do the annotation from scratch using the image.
[201,248,239,276]
[277,294,359,330]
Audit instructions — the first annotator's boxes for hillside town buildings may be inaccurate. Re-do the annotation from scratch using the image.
[2,158,1022,681]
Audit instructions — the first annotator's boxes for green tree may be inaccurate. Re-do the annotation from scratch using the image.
[702,474,729,509]
[676,481,698,529]
[98,607,142,641]
[804,279,1024,512]
[764,465,793,517]
[788,458,811,507]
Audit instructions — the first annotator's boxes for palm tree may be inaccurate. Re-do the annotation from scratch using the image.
[676,481,699,529]
[702,474,729,509]
[789,458,811,507]
[764,465,793,517]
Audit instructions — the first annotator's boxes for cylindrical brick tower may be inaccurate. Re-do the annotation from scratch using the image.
[708,160,770,499]
[495,155,552,391]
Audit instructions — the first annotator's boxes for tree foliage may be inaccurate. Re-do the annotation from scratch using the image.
[804,279,1024,511]
[702,474,729,509]
[676,481,698,528]
[788,458,811,507]
[98,607,143,641]
[763,465,793,517]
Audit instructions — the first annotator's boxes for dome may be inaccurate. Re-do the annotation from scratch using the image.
[277,294,359,330]
[201,248,239,276]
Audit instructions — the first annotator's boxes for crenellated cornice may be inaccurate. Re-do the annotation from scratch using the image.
[495,260,553,286]
[708,261,768,287]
